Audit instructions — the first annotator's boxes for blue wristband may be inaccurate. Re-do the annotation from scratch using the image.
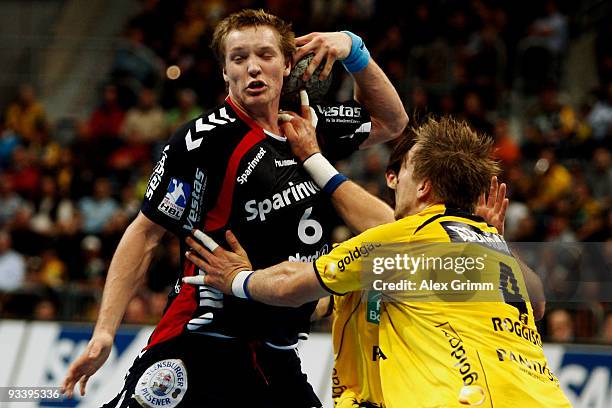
[243,271,254,301]
[341,31,370,73]
[323,173,349,195]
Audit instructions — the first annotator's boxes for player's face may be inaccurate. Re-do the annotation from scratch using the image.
[223,26,290,113]
[394,147,422,219]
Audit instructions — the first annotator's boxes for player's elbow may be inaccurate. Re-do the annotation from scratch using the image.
[385,111,409,141]
[392,111,410,138]
[370,114,409,145]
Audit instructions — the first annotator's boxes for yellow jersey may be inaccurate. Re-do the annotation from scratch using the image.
[332,290,385,407]
[314,204,570,408]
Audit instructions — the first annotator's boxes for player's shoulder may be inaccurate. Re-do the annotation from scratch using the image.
[412,205,502,244]
[166,102,249,156]
[353,219,409,244]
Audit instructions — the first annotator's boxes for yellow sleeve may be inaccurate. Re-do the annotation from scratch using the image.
[314,222,399,295]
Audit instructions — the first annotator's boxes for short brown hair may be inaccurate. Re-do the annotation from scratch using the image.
[211,9,295,67]
[387,124,417,174]
[410,116,500,212]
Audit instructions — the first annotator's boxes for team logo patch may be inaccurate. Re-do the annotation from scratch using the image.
[158,178,191,220]
[324,262,337,279]
[458,385,486,406]
[366,290,381,324]
[135,359,188,408]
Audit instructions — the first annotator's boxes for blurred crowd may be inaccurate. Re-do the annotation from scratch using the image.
[0,0,610,343]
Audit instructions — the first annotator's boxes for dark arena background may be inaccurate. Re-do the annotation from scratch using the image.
[0,0,610,406]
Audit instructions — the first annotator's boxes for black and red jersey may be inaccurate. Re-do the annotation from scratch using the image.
[141,96,370,349]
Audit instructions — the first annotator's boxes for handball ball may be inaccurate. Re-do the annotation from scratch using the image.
[282,54,333,102]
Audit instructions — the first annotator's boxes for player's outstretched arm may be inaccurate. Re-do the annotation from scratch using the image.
[351,58,408,148]
[329,181,394,233]
[281,92,394,234]
[184,231,328,307]
[294,32,408,147]
[61,212,166,398]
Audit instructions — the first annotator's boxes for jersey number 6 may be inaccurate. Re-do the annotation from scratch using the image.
[298,207,323,245]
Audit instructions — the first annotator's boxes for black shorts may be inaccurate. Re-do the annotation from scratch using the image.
[102,333,321,408]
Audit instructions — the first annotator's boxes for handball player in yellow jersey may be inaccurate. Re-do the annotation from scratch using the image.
[184,116,568,407]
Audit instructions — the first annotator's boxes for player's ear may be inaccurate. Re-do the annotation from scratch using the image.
[222,65,229,82]
[283,56,291,77]
[385,170,398,190]
[417,178,432,200]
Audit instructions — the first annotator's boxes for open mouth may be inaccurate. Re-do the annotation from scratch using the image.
[247,81,266,92]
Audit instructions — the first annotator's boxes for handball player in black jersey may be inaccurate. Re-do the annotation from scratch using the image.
[61,9,407,407]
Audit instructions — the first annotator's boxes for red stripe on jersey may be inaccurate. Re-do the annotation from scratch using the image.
[145,261,197,350]
[204,128,264,231]
[226,96,263,131]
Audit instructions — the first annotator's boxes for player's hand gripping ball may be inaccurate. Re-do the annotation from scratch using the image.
[282,54,333,102]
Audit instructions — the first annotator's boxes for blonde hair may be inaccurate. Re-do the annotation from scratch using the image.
[410,116,500,212]
[211,9,295,66]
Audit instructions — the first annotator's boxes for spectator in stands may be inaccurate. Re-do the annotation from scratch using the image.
[0,229,25,292]
[504,199,531,241]
[78,177,119,235]
[89,84,125,142]
[121,88,165,145]
[587,82,612,142]
[546,210,576,242]
[111,23,163,91]
[408,85,429,117]
[464,24,507,110]
[131,0,174,58]
[37,248,67,288]
[7,146,41,200]
[526,0,568,56]
[117,182,141,222]
[33,298,58,321]
[29,175,76,239]
[587,148,612,205]
[4,84,47,143]
[166,88,201,135]
[101,182,142,248]
[492,119,520,166]
[524,85,581,157]
[459,91,494,136]
[173,1,207,52]
[80,235,106,287]
[570,181,602,229]
[529,149,571,212]
[547,309,575,342]
[0,174,25,228]
[0,122,21,170]
[110,88,165,170]
[404,2,436,48]
[519,0,568,90]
